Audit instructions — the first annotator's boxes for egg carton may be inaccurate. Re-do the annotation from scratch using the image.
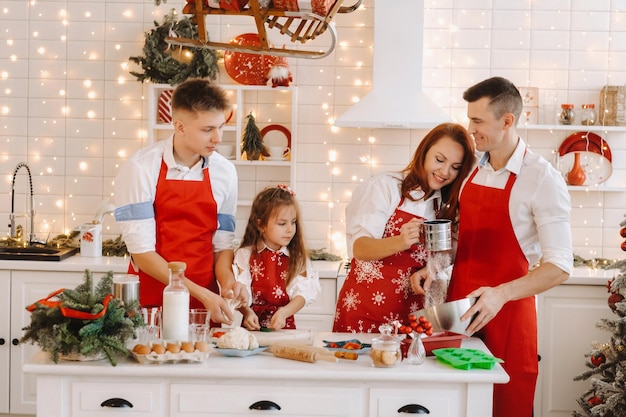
[132,350,210,364]
[432,348,503,370]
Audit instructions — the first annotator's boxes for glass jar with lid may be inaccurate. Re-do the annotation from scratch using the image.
[580,104,597,126]
[558,104,575,125]
[370,324,402,367]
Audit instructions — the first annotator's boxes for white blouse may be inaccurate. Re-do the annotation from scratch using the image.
[344,172,441,259]
[233,245,321,306]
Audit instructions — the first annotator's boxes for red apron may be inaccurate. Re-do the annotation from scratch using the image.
[130,159,218,310]
[333,200,427,333]
[249,248,296,329]
[447,166,537,417]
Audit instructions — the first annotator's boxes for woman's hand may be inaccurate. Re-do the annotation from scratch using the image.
[409,267,431,295]
[399,218,424,250]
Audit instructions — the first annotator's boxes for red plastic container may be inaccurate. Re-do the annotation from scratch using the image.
[401,332,467,358]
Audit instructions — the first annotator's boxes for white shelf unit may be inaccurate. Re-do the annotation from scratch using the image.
[519,123,626,192]
[520,124,626,132]
[147,83,298,207]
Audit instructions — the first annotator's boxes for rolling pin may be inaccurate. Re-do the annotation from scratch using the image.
[269,344,338,363]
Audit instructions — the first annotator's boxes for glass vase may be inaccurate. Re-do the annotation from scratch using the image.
[406,332,426,365]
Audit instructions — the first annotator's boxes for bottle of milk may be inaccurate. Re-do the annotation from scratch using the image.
[162,261,189,341]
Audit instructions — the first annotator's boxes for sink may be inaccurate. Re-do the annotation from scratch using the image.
[0,246,79,261]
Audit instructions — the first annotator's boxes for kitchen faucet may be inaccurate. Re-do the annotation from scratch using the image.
[9,162,38,245]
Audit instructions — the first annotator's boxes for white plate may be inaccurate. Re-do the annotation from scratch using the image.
[214,346,268,357]
[558,151,613,186]
[265,157,287,161]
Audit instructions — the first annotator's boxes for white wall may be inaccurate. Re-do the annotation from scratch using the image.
[0,0,624,262]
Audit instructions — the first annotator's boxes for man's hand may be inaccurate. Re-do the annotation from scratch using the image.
[461,286,506,335]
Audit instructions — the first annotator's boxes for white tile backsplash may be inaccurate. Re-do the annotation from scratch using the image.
[0,0,624,261]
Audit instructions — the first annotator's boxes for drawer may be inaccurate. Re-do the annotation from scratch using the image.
[369,385,464,417]
[71,381,165,417]
[171,384,362,416]
[299,278,336,315]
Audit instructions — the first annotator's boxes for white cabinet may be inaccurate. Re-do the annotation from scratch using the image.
[535,283,612,417]
[0,257,129,415]
[8,271,102,416]
[0,271,10,414]
[25,337,508,417]
[148,83,298,206]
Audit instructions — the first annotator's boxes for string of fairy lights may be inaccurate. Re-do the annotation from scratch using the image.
[1,0,624,261]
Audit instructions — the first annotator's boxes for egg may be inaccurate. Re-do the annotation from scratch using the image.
[151,343,166,354]
[133,344,151,355]
[166,342,181,353]
[181,341,195,353]
[195,341,210,352]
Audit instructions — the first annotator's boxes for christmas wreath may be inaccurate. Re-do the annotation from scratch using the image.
[129,10,219,85]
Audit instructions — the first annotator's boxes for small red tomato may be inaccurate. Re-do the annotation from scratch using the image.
[410,321,418,330]
[425,328,433,336]
[408,314,417,323]
[415,325,424,334]
[418,316,427,324]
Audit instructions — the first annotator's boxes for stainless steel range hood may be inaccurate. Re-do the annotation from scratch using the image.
[334,0,451,129]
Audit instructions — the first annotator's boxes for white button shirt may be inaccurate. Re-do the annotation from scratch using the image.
[114,136,238,254]
[344,172,440,259]
[466,137,573,274]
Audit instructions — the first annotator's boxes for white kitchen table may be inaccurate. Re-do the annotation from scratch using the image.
[24,334,508,417]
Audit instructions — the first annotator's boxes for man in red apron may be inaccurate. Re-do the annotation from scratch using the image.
[447,77,573,417]
[114,79,247,325]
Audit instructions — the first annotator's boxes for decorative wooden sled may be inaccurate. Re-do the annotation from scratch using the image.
[166,0,362,59]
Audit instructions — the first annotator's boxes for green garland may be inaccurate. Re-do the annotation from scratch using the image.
[129,9,219,85]
[21,271,143,366]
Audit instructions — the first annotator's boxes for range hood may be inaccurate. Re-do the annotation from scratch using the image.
[334,0,451,129]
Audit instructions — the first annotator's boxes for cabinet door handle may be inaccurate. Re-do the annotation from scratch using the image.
[12,338,19,346]
[398,404,430,414]
[101,398,134,408]
[249,400,281,410]
[0,338,5,345]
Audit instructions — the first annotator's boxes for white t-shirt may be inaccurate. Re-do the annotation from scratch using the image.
[113,135,238,254]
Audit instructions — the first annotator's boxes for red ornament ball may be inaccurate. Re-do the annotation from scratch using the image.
[588,395,602,406]
[590,352,606,367]
[608,292,624,311]
[621,240,626,252]
[620,226,626,238]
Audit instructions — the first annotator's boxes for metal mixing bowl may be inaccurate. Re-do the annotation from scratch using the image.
[411,297,478,336]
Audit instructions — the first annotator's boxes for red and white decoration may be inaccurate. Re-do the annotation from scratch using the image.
[272,0,336,16]
[157,89,174,124]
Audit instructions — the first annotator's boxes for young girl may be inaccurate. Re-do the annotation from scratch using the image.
[233,184,320,330]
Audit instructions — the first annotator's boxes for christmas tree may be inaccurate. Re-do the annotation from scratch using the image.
[572,214,626,417]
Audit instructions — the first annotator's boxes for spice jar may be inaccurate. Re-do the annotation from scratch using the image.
[370,324,402,368]
[559,104,575,125]
[580,104,596,126]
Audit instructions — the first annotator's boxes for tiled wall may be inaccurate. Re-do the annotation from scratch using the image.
[1,0,624,262]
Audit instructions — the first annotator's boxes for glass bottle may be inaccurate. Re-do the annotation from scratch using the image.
[580,104,597,126]
[370,324,401,367]
[162,261,189,341]
[558,104,575,125]
[405,332,426,365]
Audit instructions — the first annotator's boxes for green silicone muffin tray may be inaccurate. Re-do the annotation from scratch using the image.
[432,348,503,370]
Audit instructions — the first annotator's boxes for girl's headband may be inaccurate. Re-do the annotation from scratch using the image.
[276,183,295,196]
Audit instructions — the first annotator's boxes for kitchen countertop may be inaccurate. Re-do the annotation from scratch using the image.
[0,255,616,286]
[24,333,509,384]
